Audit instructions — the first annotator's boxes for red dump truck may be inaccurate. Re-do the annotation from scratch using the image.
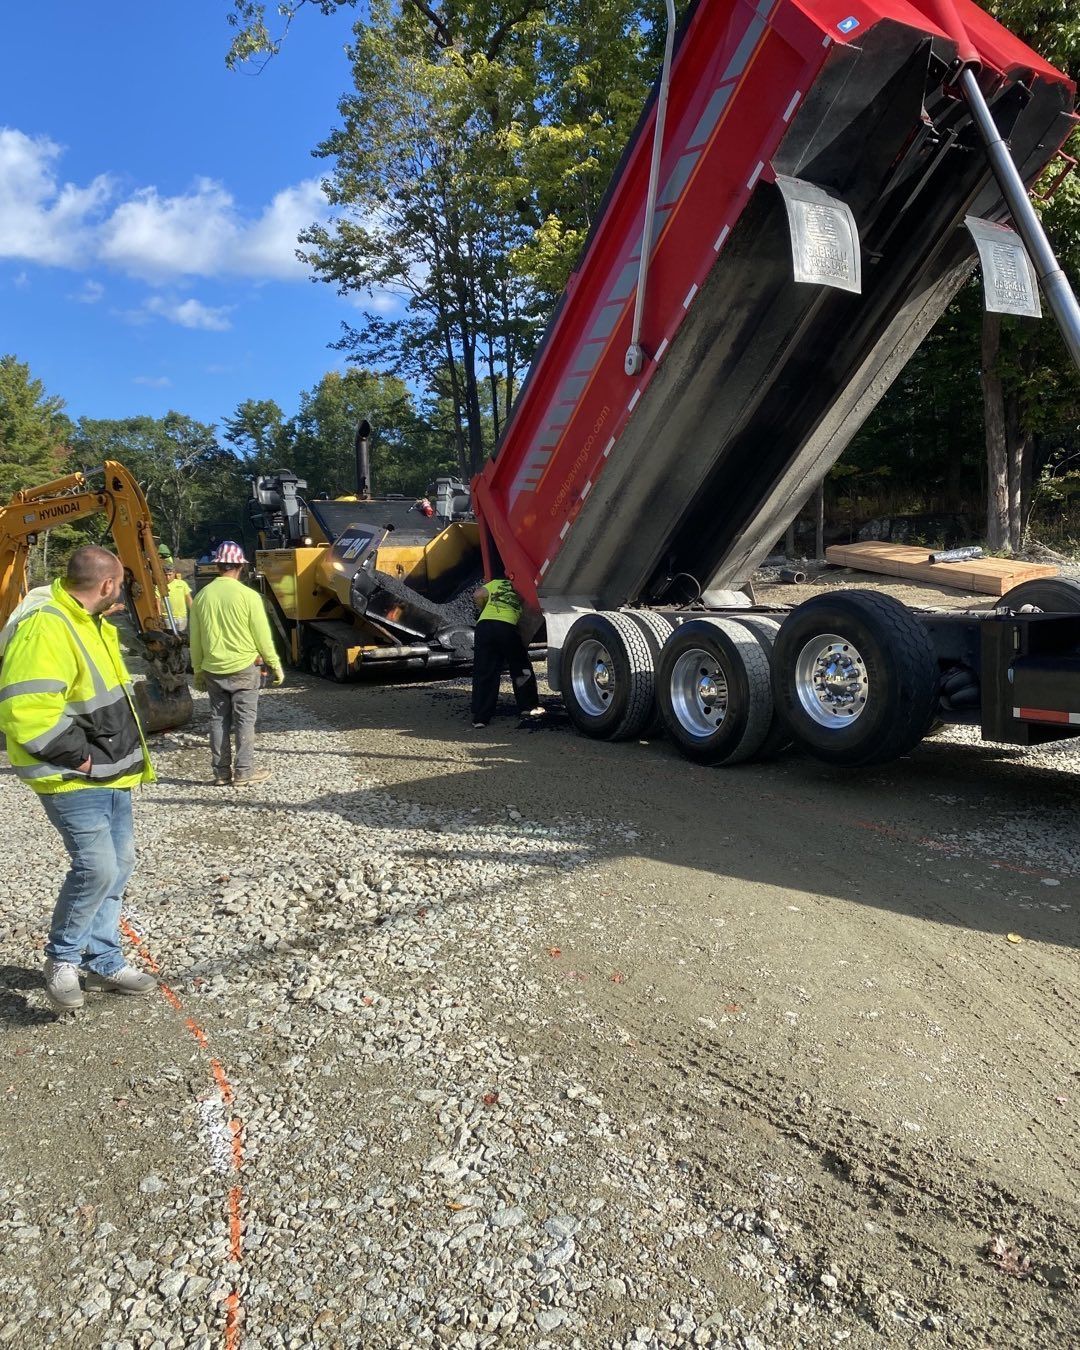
[472,0,1080,767]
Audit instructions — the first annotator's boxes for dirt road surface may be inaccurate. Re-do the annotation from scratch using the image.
[1,586,1077,1349]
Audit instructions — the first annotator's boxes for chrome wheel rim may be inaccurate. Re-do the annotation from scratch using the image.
[570,639,616,718]
[670,648,728,737]
[795,633,869,728]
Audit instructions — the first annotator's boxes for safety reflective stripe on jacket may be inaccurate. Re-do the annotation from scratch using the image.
[478,579,524,626]
[0,579,154,795]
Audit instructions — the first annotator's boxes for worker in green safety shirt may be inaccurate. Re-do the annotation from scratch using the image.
[161,565,193,633]
[189,540,283,787]
[470,574,545,728]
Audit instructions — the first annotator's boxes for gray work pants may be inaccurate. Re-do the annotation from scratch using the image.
[205,665,262,777]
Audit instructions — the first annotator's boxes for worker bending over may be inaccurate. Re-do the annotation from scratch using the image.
[471,574,545,728]
[0,546,156,1013]
[189,540,283,787]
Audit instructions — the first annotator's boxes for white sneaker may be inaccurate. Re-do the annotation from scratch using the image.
[84,965,157,995]
[43,958,84,1012]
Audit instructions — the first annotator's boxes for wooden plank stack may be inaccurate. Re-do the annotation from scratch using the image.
[823,541,1058,596]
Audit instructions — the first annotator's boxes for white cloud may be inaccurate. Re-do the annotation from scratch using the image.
[12,269,29,289]
[71,278,104,303]
[134,374,171,388]
[144,295,233,331]
[0,129,111,266]
[236,179,328,280]
[0,126,328,282]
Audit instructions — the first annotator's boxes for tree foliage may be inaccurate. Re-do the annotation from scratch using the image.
[297,0,663,476]
[70,414,242,557]
[0,355,73,498]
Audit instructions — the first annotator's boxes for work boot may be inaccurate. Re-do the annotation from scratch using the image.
[84,965,157,995]
[233,767,271,787]
[212,771,232,786]
[43,958,84,1013]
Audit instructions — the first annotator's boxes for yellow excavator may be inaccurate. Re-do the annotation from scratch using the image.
[0,460,193,731]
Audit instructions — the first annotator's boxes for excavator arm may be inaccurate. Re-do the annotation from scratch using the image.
[0,459,192,731]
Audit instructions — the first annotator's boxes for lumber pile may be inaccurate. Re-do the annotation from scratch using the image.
[824,541,1058,596]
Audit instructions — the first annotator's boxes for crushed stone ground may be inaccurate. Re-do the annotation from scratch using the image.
[0,630,1077,1349]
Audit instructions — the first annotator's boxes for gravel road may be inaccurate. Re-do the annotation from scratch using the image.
[0,616,1077,1349]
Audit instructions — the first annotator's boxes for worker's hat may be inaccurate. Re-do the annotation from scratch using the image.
[211,540,247,565]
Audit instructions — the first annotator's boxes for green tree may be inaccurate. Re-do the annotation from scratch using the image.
[70,414,241,557]
[222,397,288,467]
[287,368,443,496]
[0,354,72,498]
[294,0,666,475]
[979,0,1080,550]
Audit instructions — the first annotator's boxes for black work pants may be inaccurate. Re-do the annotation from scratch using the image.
[471,619,539,723]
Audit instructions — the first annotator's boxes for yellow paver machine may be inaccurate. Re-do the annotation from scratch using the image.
[251,426,480,681]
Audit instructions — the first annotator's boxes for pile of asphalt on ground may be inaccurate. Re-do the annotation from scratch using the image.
[0,682,875,1350]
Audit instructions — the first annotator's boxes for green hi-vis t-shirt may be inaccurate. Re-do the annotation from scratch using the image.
[479,579,524,626]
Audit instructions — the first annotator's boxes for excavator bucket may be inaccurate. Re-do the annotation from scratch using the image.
[133,677,193,734]
[134,630,193,733]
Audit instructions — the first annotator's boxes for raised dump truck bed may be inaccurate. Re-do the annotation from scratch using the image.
[473,0,1080,768]
[474,0,1073,613]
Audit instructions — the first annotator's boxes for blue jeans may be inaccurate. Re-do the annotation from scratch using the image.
[40,788,135,976]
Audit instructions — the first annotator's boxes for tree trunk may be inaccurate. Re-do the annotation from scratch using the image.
[814,481,825,561]
[1005,390,1025,552]
[981,311,1009,551]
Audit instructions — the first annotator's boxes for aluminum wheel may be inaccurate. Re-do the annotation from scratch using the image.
[569,639,618,718]
[794,633,868,727]
[669,648,729,737]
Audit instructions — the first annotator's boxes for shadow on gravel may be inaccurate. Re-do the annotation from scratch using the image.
[218,673,1080,952]
[0,964,54,1026]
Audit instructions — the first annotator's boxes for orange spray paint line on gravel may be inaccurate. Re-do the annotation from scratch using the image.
[120,916,246,1348]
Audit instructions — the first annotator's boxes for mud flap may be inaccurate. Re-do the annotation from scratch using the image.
[134,678,193,733]
[965,217,1042,318]
[775,175,862,294]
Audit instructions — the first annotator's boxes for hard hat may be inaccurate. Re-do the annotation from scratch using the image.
[157,543,174,560]
[211,540,247,565]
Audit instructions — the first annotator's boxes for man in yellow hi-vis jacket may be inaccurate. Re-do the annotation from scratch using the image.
[0,546,156,1013]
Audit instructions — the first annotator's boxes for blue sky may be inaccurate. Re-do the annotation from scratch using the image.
[0,0,386,430]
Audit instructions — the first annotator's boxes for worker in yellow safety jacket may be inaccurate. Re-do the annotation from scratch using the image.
[470,574,545,728]
[162,565,193,633]
[188,539,283,787]
[0,546,157,1013]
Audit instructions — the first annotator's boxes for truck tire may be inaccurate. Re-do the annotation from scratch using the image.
[772,591,938,767]
[728,614,793,757]
[656,617,773,764]
[1000,577,1080,613]
[560,611,661,741]
[625,610,674,737]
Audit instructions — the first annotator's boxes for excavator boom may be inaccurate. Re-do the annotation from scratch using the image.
[0,460,192,732]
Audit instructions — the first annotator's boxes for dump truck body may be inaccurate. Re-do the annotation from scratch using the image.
[472,0,1080,769]
[473,0,1074,633]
